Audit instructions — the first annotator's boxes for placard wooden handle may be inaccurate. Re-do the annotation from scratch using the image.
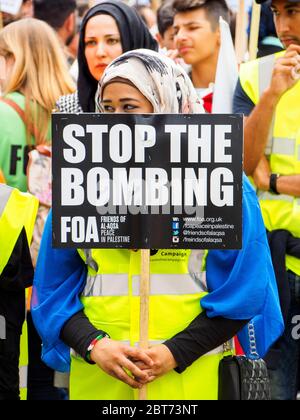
[249,2,261,61]
[138,249,150,400]
[235,0,248,64]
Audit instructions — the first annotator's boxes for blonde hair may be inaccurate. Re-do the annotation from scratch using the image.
[0,18,75,145]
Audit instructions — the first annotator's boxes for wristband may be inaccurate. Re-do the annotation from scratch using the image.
[85,332,110,363]
[269,173,280,195]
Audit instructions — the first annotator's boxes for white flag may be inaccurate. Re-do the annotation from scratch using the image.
[212,17,238,114]
[0,0,22,15]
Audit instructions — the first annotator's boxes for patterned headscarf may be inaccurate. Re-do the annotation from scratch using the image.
[96,49,205,114]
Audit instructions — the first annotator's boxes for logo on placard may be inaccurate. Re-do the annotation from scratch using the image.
[172,218,180,243]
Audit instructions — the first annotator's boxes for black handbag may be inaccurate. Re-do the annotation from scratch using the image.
[218,323,271,400]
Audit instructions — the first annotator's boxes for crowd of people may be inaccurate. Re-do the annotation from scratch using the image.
[0,0,299,401]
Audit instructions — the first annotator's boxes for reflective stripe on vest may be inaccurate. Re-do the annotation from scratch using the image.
[19,365,28,389]
[258,191,293,203]
[272,137,296,156]
[19,319,28,400]
[259,193,300,207]
[258,55,276,156]
[82,273,206,297]
[258,54,276,97]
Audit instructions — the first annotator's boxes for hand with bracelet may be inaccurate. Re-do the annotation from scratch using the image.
[88,335,154,389]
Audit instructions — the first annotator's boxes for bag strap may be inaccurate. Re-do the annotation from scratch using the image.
[248,321,259,359]
[223,321,259,358]
[0,97,41,141]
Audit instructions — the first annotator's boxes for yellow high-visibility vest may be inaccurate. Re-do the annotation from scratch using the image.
[0,184,38,400]
[70,248,227,400]
[240,52,300,275]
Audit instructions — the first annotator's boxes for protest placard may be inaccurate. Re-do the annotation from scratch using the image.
[52,113,243,250]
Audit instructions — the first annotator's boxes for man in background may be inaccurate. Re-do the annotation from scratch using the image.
[233,0,300,399]
[156,0,176,50]
[34,0,77,65]
[173,0,231,112]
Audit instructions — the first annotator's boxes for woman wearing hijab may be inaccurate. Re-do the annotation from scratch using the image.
[32,50,283,400]
[56,0,158,113]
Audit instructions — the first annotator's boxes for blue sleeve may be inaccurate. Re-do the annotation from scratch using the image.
[233,79,255,116]
[31,210,87,372]
[201,175,284,358]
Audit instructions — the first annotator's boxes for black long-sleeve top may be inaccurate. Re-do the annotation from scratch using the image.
[61,309,248,373]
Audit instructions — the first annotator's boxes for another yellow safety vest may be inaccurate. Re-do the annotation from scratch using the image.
[70,249,226,400]
[0,185,38,273]
[0,184,38,400]
[240,52,300,275]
